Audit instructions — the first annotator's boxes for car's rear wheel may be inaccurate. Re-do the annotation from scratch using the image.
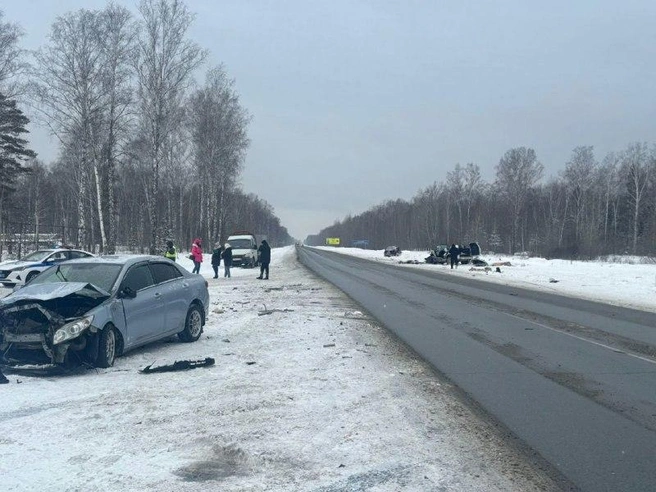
[178,305,203,342]
[25,271,39,283]
[96,326,117,368]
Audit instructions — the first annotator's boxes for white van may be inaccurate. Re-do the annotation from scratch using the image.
[226,232,258,267]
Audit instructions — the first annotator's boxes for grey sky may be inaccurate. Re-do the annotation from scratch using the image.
[4,1,656,239]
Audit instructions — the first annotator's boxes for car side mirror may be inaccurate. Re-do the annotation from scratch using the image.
[118,286,137,299]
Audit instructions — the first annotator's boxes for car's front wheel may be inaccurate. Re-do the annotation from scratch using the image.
[96,326,117,368]
[178,305,203,342]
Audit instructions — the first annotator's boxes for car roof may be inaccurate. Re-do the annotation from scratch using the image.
[63,254,171,266]
[29,248,93,254]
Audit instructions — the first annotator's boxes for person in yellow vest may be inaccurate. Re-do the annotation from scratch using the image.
[164,240,178,261]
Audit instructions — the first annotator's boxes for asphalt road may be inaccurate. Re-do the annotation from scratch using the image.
[297,246,656,492]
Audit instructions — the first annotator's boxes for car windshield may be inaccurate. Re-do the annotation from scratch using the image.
[29,262,123,292]
[229,239,252,249]
[20,250,54,261]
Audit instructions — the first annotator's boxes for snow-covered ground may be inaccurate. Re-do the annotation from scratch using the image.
[3,245,653,491]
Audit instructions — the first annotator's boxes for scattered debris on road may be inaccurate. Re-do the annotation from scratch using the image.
[140,357,215,374]
[258,304,295,316]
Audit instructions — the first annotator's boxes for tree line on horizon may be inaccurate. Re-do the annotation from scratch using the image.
[312,144,655,259]
[0,2,293,255]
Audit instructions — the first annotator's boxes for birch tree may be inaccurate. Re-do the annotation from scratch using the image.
[563,146,596,246]
[446,164,464,240]
[96,4,136,253]
[495,147,543,253]
[33,9,105,249]
[621,142,651,254]
[0,11,28,98]
[134,0,206,254]
[596,152,622,251]
[189,67,250,243]
[462,163,484,239]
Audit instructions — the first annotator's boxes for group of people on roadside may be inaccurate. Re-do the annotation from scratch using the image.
[163,237,271,279]
[210,242,232,278]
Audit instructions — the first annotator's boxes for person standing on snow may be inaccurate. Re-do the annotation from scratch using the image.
[221,243,233,278]
[256,239,271,280]
[211,242,223,279]
[164,240,178,262]
[191,238,203,274]
[448,243,460,269]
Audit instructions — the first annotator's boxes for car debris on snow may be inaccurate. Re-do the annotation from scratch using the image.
[258,304,295,316]
[139,357,215,374]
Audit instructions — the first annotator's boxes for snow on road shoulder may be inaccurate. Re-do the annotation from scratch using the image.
[318,246,656,313]
[0,246,559,491]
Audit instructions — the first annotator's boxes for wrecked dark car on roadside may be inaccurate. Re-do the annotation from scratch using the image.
[384,245,402,257]
[0,255,210,369]
[425,242,483,265]
[425,244,449,264]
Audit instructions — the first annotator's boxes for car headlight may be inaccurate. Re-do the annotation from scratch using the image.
[53,316,94,345]
[11,266,26,272]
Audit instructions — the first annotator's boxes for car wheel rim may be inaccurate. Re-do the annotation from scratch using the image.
[189,309,202,337]
[106,330,116,363]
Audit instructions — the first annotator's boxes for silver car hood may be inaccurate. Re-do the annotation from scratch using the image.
[1,282,110,305]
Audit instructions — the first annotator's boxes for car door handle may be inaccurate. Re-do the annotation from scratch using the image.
[154,292,162,298]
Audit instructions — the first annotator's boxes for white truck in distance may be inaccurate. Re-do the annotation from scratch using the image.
[226,232,258,267]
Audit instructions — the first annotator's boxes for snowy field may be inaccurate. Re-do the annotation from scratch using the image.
[3,244,654,491]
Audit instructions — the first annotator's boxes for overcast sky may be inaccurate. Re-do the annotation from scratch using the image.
[4,1,656,239]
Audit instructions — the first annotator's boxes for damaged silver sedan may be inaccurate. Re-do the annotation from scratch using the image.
[0,255,210,368]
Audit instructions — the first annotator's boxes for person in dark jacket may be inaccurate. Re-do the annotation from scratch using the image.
[210,242,223,279]
[256,239,271,279]
[221,243,233,278]
[448,243,459,269]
